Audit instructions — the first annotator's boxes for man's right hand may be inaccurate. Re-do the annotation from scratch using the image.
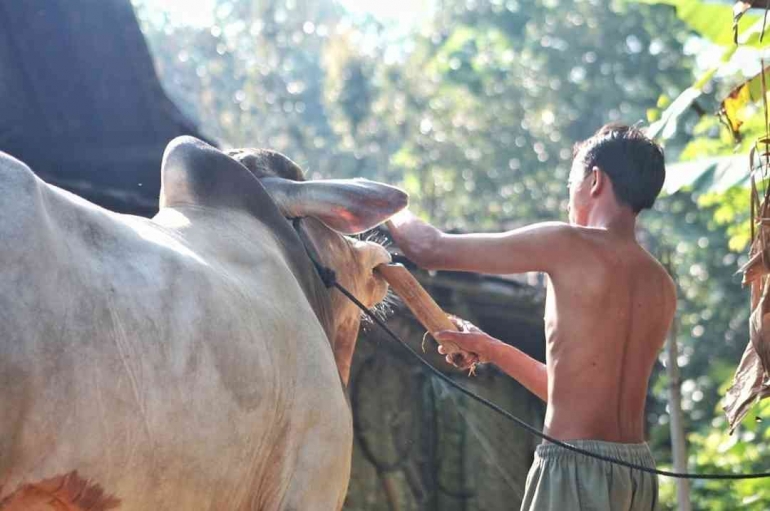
[386,210,443,268]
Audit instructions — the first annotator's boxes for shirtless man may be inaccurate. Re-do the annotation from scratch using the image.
[387,124,676,510]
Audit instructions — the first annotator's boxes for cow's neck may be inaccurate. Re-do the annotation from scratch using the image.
[331,311,361,386]
[155,206,337,344]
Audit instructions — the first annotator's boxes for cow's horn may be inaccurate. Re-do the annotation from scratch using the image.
[262,177,408,235]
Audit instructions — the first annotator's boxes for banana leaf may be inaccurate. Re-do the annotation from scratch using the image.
[664,155,748,195]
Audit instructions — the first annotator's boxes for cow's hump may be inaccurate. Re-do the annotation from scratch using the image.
[160,136,279,217]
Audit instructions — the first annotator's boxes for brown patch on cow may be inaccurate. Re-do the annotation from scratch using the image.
[0,471,120,510]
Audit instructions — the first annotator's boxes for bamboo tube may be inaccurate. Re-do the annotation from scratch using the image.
[376,263,457,334]
[376,263,478,369]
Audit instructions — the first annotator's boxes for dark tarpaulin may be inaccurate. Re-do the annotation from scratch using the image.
[0,0,212,216]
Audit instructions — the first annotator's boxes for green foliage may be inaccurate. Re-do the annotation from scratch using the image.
[657,399,770,510]
[699,186,752,251]
[645,1,770,254]
[634,0,762,47]
[644,45,737,141]
[678,117,734,161]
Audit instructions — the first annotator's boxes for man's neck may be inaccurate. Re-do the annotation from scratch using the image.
[585,207,637,239]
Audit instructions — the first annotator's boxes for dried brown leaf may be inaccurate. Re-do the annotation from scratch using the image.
[725,339,770,432]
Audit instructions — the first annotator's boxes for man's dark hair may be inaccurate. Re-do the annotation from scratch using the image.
[573,123,665,213]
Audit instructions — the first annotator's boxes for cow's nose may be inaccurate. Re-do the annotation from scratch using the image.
[368,242,391,270]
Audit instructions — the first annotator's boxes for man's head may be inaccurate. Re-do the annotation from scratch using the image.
[568,124,665,226]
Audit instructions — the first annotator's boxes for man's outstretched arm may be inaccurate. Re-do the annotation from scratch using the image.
[435,329,548,402]
[387,210,576,275]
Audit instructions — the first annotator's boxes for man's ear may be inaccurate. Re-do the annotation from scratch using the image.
[590,166,604,197]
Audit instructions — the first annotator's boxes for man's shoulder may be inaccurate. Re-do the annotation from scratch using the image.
[545,224,617,255]
[533,222,592,243]
[552,228,669,278]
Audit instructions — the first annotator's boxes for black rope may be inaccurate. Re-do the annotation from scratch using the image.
[330,279,770,481]
[292,218,336,288]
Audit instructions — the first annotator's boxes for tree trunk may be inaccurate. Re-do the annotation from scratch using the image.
[666,322,692,511]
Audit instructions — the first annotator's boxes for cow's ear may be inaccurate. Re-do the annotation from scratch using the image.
[262,177,408,235]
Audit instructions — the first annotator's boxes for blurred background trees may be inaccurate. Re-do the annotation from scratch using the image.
[132,0,770,507]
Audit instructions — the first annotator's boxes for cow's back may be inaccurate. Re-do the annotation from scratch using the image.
[0,153,352,510]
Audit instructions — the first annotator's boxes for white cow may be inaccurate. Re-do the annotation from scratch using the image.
[0,137,407,510]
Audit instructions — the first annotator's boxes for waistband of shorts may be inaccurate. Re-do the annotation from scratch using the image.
[535,439,656,467]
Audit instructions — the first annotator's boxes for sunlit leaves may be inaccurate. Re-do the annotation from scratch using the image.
[646,46,738,141]
[699,186,752,251]
[635,0,762,47]
[658,398,770,510]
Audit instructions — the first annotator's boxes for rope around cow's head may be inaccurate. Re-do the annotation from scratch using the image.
[291,217,770,481]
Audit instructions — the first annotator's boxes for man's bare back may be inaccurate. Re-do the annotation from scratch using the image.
[543,227,676,443]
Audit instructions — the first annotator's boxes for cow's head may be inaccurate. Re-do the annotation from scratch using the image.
[227,148,408,384]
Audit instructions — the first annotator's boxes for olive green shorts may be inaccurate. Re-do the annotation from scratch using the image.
[521,440,658,511]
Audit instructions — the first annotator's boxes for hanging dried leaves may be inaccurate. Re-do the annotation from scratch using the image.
[722,57,770,433]
[719,65,770,140]
[727,145,770,431]
[734,1,770,43]
[726,66,770,429]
